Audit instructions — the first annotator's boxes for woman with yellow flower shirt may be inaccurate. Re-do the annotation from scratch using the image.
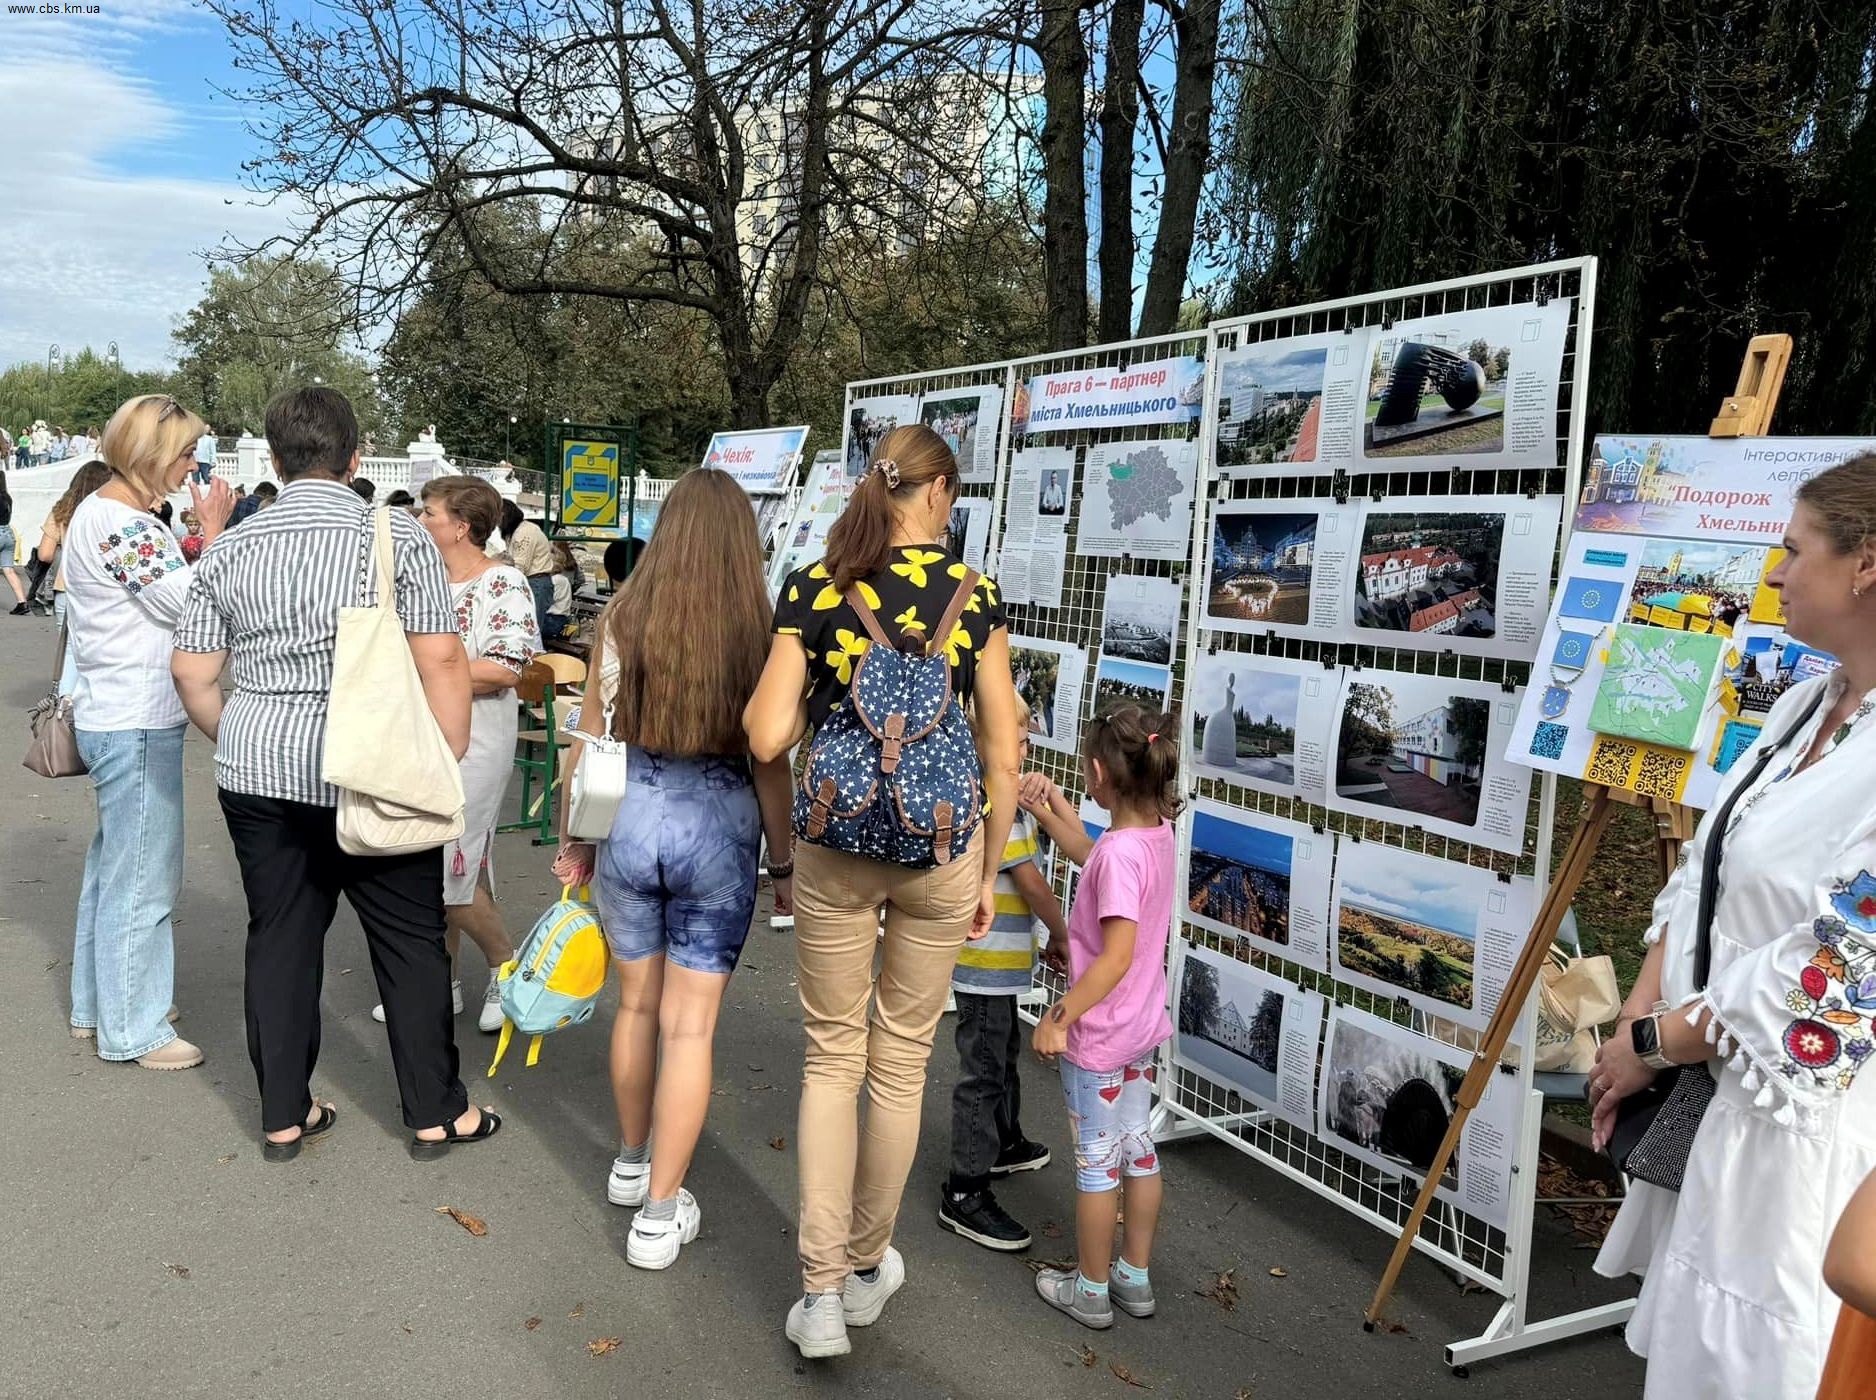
[748,423,1020,1360]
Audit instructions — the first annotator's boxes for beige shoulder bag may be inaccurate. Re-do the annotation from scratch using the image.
[322,506,465,855]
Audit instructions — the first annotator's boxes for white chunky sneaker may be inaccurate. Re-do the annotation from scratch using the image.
[477,970,504,1033]
[625,1189,701,1270]
[841,1246,905,1327]
[607,1154,650,1207]
[373,980,462,1023]
[785,1290,851,1359]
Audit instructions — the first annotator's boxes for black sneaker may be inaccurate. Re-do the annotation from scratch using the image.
[939,1189,1032,1252]
[991,1139,1051,1176]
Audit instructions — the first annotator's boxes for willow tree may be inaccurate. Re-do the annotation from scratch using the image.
[1215,0,1876,433]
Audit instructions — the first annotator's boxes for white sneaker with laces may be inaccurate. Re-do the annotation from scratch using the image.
[625,1189,700,1270]
[785,1290,851,1358]
[607,1154,650,1207]
[841,1246,905,1327]
[477,970,504,1033]
[373,980,463,1024]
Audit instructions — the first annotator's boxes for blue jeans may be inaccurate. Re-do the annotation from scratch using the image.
[527,574,554,629]
[71,725,187,1059]
[596,749,760,974]
[194,461,214,485]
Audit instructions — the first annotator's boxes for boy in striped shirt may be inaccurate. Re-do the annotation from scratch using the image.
[941,693,1070,1252]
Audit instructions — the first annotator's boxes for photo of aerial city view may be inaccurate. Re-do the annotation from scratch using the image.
[1187,809,1294,949]
[1352,510,1504,640]
[1207,508,1318,626]
[1215,342,1328,468]
[1101,578,1181,665]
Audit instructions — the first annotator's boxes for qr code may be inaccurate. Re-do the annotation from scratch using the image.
[1633,747,1692,800]
[1530,721,1569,760]
[1586,738,1638,787]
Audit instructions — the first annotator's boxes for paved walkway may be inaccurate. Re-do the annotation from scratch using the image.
[0,615,1645,1397]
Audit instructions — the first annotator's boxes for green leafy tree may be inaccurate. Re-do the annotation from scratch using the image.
[0,349,169,437]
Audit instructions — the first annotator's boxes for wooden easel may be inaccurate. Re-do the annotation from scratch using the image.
[1363,334,1795,1331]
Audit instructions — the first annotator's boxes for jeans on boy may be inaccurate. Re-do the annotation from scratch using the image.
[949,991,1026,1191]
[70,725,187,1059]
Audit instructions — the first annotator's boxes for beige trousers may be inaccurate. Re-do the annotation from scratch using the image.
[792,840,980,1292]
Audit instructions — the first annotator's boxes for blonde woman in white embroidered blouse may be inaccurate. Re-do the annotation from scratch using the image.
[1589,453,1876,1398]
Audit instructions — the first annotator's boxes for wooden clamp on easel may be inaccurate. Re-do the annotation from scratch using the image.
[1362,333,1796,1332]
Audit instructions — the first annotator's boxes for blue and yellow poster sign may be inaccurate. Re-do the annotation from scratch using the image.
[561,439,621,527]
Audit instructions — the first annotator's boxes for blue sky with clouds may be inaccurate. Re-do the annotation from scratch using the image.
[0,0,284,370]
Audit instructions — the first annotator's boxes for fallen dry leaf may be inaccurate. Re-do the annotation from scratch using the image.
[1235,1389,1254,1400]
[569,1302,585,1319]
[1025,1257,1079,1275]
[1198,1268,1239,1312]
[163,1262,190,1279]
[768,1134,786,1151]
[1377,1318,1413,1337]
[1078,1345,1097,1367]
[523,1317,542,1332]
[215,1153,236,1165]
[1109,1359,1150,1388]
[435,1205,488,1237]
[586,1337,621,1357]
[1267,1266,1287,1279]
[1040,1219,1064,1239]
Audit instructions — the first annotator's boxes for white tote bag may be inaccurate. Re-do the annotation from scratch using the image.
[322,506,466,855]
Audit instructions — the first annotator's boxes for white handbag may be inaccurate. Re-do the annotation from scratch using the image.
[563,699,629,841]
[322,506,466,856]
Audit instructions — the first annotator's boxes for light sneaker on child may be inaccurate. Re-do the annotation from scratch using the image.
[785,1290,851,1358]
[841,1246,905,1326]
[371,980,462,1023]
[1035,1267,1114,1329]
[477,970,503,1033]
[607,1153,650,1207]
[1110,1270,1156,1317]
[625,1188,700,1270]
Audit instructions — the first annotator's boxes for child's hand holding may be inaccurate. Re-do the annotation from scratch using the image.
[1018,771,1059,815]
[1042,932,1070,974]
[1032,1002,1069,1058]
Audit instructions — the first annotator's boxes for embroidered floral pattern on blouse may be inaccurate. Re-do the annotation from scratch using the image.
[455,569,540,675]
[1773,872,1876,1091]
[97,518,185,595]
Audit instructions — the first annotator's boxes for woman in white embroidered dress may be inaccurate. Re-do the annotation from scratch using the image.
[1590,453,1876,1398]
[370,476,539,1032]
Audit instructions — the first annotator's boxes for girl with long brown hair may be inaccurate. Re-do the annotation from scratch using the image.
[746,423,1021,1359]
[552,468,796,1271]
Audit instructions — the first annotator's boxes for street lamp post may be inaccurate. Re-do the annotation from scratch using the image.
[506,413,517,461]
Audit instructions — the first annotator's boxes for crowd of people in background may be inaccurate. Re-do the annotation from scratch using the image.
[6,423,97,469]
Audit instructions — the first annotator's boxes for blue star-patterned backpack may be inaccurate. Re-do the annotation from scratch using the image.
[794,568,984,868]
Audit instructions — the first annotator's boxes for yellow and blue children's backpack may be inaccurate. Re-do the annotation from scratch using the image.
[487,886,609,1075]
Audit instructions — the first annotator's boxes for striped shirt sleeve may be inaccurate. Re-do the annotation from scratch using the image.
[998,815,1040,873]
[391,514,455,633]
[173,548,231,654]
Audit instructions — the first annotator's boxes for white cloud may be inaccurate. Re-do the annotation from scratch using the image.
[0,38,293,370]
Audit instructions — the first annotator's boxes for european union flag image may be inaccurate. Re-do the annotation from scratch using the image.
[1552,629,1596,670]
[1558,576,1620,622]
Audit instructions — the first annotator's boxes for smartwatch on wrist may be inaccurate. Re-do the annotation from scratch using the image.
[1629,998,1675,1071]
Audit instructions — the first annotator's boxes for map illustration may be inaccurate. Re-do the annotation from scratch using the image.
[1078,440,1197,559]
[1587,624,1724,750]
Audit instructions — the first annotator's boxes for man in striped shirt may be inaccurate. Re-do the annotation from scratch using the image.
[940,695,1069,1252]
[171,387,496,1162]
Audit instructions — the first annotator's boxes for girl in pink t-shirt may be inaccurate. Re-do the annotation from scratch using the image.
[1019,703,1179,1331]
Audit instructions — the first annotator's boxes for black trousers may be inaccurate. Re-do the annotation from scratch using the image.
[948,991,1025,1193]
[219,789,468,1134]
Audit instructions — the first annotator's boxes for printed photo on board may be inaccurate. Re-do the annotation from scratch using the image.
[1191,652,1301,788]
[1216,343,1329,468]
[1207,509,1318,626]
[1353,509,1504,641]
[1334,679,1490,828]
[922,392,983,466]
[1101,576,1181,666]
[1038,469,1069,517]
[1321,1012,1463,1190]
[1187,809,1294,951]
[1092,657,1172,722]
[1011,643,1065,740]
[1625,537,1762,633]
[1176,952,1282,1103]
[1365,326,1510,458]
[1334,855,1477,1013]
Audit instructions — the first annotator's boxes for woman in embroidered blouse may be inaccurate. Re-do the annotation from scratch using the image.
[63,395,231,1068]
[369,476,541,1034]
[1590,453,1876,1398]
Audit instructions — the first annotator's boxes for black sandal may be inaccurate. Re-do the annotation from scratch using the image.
[262,1103,338,1163]
[408,1107,502,1161]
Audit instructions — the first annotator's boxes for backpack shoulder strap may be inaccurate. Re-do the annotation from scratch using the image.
[924,569,981,657]
[844,585,895,650]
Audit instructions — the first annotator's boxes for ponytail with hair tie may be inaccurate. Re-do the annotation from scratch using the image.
[1084,702,1183,819]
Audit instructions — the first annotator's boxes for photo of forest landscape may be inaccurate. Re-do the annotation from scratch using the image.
[1353,511,1504,640]
[1010,644,1063,740]
[1177,954,1281,1105]
[1092,657,1171,721]
[1335,858,1477,1011]
[1188,810,1292,949]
